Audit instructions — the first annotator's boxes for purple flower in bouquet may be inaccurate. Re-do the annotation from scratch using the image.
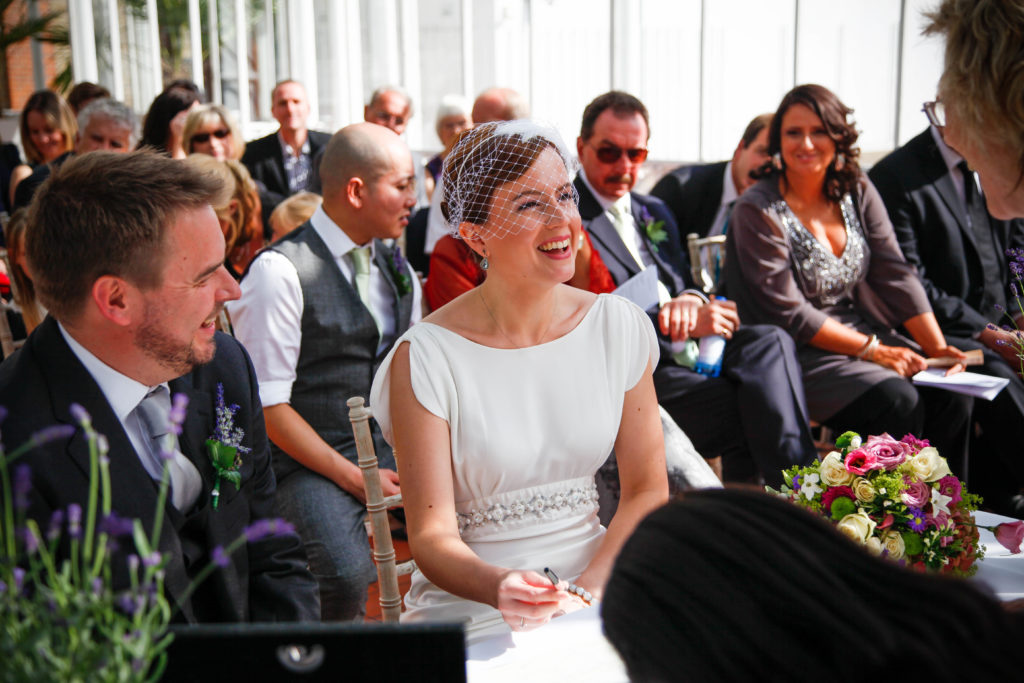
[46,509,63,542]
[907,506,927,532]
[994,521,1024,554]
[243,518,296,543]
[901,478,931,508]
[67,503,82,539]
[860,433,913,469]
[98,512,135,538]
[937,475,962,505]
[12,464,31,511]
[211,546,231,568]
[900,434,930,453]
[844,449,881,475]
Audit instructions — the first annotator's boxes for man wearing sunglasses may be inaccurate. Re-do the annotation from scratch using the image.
[869,114,1024,516]
[575,91,816,486]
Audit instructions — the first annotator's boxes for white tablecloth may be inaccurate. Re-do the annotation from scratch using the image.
[466,510,1024,682]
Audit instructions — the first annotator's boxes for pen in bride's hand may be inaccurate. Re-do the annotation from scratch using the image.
[543,567,559,587]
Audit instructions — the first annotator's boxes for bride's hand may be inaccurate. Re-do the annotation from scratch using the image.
[497,570,565,631]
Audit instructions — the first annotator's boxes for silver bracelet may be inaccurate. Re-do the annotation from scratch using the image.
[856,334,879,360]
[566,582,595,605]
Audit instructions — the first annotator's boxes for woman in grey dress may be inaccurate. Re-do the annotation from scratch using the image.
[726,84,973,473]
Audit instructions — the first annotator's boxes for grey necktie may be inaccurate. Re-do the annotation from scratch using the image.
[134,386,202,511]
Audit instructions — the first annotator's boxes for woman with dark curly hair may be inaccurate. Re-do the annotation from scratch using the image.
[602,488,1024,682]
[725,84,972,472]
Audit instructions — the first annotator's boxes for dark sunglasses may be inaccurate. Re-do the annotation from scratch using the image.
[590,143,648,164]
[192,128,231,144]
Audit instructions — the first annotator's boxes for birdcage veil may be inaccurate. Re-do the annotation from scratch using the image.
[440,120,579,239]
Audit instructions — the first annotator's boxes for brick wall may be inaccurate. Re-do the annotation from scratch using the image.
[4,0,65,111]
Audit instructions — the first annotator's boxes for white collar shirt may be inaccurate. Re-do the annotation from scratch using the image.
[228,205,422,408]
[707,160,740,237]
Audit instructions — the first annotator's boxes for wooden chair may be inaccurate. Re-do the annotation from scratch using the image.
[347,396,416,623]
[686,232,727,296]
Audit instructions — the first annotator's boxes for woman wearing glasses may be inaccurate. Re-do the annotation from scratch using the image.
[183,104,246,161]
[725,84,973,473]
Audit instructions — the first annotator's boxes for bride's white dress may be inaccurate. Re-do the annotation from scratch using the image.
[370,293,657,642]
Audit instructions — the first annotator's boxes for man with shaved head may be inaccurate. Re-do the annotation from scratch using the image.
[471,87,530,124]
[230,122,422,620]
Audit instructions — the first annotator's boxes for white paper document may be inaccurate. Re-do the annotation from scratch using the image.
[911,369,1010,401]
[612,267,659,311]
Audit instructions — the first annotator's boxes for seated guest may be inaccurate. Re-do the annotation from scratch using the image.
[726,84,973,475]
[421,87,532,263]
[269,191,322,243]
[370,120,668,642]
[575,91,817,486]
[138,83,201,158]
[603,488,1024,681]
[0,151,319,622]
[183,104,246,161]
[241,80,330,230]
[651,113,772,238]
[424,95,473,197]
[9,89,76,208]
[183,154,265,279]
[4,209,46,334]
[363,85,428,209]
[230,123,421,621]
[870,124,1024,514]
[66,81,110,114]
[925,0,1024,219]
[13,97,136,210]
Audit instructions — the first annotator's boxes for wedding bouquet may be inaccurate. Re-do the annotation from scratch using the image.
[770,431,993,576]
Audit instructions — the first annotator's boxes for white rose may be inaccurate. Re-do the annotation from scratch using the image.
[836,511,877,544]
[852,477,876,503]
[909,447,953,482]
[865,536,883,555]
[881,529,906,560]
[819,452,854,486]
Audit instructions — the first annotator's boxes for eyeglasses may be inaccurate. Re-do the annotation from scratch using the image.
[922,100,946,129]
[192,128,231,144]
[589,143,648,164]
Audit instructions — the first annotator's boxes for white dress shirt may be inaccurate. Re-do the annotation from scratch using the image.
[707,160,740,237]
[58,323,201,511]
[229,205,422,408]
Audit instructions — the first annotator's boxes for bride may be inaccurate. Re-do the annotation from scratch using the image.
[370,120,668,641]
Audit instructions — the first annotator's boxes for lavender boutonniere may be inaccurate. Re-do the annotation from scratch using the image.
[638,205,668,252]
[386,246,413,297]
[205,383,250,509]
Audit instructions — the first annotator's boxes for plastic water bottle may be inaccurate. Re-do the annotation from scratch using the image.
[694,297,727,377]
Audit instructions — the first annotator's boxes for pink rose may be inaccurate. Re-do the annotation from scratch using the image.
[845,449,881,475]
[900,478,931,508]
[900,434,930,454]
[995,521,1024,554]
[861,433,913,470]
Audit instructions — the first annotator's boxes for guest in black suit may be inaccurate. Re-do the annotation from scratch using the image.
[0,151,319,623]
[575,91,816,486]
[241,80,330,232]
[870,126,1024,511]
[650,113,772,238]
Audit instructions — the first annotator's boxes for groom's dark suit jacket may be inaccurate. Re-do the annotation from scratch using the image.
[0,318,320,623]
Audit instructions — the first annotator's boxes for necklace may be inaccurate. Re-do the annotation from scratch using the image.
[478,287,558,349]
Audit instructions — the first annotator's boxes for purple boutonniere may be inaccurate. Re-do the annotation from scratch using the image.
[638,205,668,252]
[205,383,250,509]
[386,246,413,297]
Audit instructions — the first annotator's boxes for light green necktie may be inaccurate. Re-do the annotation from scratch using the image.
[349,246,381,334]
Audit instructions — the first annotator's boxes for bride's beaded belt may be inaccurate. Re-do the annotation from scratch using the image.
[456,479,599,535]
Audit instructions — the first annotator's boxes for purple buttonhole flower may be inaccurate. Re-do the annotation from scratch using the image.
[211,546,231,568]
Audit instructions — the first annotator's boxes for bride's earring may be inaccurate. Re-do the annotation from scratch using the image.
[772,152,784,170]
[480,253,489,270]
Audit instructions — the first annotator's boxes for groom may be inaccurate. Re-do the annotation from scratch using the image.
[0,151,319,623]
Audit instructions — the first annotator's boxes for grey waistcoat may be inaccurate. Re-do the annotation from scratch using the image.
[268,222,414,482]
